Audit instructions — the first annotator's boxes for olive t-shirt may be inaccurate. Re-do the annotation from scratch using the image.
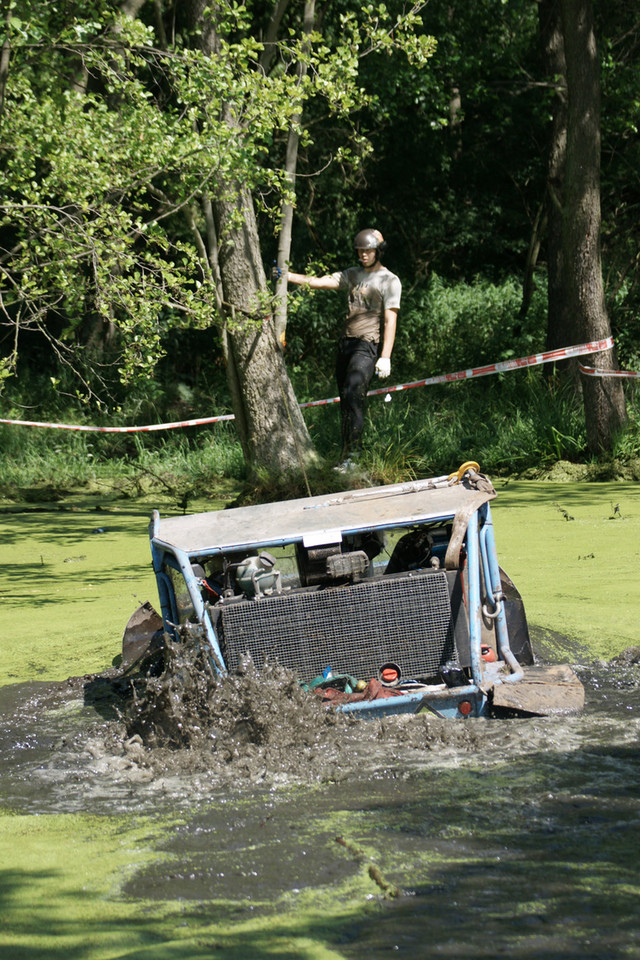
[331,265,402,342]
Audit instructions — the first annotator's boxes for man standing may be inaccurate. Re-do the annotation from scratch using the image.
[284,228,401,469]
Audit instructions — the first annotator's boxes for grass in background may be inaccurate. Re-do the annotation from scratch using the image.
[0,421,246,510]
[3,371,640,504]
[360,371,589,478]
[2,273,640,500]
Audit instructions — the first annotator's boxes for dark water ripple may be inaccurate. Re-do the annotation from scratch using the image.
[1,630,640,958]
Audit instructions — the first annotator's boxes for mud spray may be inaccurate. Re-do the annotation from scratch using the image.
[91,629,352,784]
[81,625,488,792]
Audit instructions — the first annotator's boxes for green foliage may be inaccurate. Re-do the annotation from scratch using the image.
[396,273,546,376]
[1,1,637,471]
[5,358,640,502]
[0,0,435,403]
[611,394,640,460]
[0,418,246,504]
[289,0,545,281]
[359,372,589,479]
[4,364,630,500]
[0,419,100,495]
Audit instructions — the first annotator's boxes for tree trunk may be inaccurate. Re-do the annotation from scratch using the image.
[539,0,570,351]
[559,0,626,453]
[519,200,546,325]
[0,5,12,121]
[214,183,320,473]
[274,1,316,348]
[181,0,321,477]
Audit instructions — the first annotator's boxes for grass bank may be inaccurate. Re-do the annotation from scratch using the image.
[2,374,640,513]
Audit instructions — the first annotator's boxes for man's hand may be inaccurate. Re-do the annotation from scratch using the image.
[375,357,391,378]
[272,264,282,281]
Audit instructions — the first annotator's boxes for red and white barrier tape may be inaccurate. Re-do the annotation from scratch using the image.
[0,411,236,434]
[579,363,640,379]
[0,337,619,433]
[302,336,615,408]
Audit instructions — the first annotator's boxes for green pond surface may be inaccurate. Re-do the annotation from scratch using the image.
[1,480,639,959]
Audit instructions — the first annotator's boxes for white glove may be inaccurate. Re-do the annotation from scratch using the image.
[375,357,391,378]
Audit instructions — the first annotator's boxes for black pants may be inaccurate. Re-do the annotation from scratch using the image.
[335,337,377,457]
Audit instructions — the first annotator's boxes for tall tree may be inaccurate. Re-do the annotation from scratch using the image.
[558,0,626,452]
[539,0,569,352]
[179,0,319,476]
[0,1,433,476]
[272,0,315,350]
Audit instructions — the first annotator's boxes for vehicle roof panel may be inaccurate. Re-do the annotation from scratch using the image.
[152,478,488,556]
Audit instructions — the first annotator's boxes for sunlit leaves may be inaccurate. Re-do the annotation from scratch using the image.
[0,0,435,392]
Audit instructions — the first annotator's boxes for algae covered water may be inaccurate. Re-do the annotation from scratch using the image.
[1,481,639,959]
[2,639,640,959]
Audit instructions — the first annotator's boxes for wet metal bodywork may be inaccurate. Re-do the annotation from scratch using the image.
[143,472,584,719]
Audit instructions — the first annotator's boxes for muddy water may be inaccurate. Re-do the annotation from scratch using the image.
[2,631,640,958]
[1,483,640,959]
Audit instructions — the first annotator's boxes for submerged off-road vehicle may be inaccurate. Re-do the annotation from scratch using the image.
[124,464,584,719]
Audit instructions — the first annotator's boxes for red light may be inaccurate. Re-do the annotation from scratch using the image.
[379,662,401,683]
[458,699,473,717]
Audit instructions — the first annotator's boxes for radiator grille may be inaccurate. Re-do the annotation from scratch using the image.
[216,571,463,682]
